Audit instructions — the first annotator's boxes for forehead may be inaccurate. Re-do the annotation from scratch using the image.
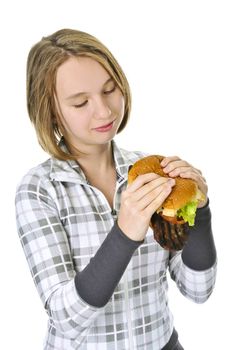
[56,56,111,98]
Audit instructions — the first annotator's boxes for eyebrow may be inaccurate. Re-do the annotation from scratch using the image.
[65,77,114,100]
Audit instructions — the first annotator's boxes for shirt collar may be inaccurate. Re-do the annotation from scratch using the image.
[49,138,133,184]
[112,139,134,182]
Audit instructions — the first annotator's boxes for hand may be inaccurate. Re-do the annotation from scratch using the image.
[160,156,208,208]
[117,173,176,241]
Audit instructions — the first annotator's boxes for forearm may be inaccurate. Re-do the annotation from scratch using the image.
[170,201,217,304]
[75,222,143,307]
[181,200,217,270]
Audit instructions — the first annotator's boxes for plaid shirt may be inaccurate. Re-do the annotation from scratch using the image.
[15,140,216,350]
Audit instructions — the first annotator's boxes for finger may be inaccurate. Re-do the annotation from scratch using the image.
[133,177,175,202]
[168,165,202,178]
[194,167,202,175]
[162,157,203,176]
[144,184,173,217]
[164,162,203,177]
[179,171,208,195]
[137,181,173,212]
[162,160,191,174]
[160,156,181,168]
[127,172,160,192]
[178,166,203,176]
[180,170,207,183]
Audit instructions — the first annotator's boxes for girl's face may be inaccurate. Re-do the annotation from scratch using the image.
[55,56,125,151]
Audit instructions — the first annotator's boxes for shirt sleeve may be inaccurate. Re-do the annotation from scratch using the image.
[181,200,217,270]
[75,222,143,307]
[168,201,217,304]
[15,173,140,342]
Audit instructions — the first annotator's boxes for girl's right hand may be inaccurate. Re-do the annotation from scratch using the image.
[117,173,175,241]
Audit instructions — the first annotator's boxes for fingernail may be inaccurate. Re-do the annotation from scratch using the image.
[168,178,175,185]
[163,166,169,173]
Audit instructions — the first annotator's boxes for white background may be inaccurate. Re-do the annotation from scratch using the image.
[0,0,231,349]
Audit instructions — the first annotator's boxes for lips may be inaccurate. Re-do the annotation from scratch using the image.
[93,120,115,131]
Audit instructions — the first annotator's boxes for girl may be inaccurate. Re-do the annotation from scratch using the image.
[15,28,217,349]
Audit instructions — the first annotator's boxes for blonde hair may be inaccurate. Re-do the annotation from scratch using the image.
[26,28,131,160]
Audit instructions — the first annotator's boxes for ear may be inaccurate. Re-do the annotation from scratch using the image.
[128,165,133,172]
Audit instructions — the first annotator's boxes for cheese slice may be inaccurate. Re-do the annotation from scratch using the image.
[162,208,176,217]
[157,189,205,218]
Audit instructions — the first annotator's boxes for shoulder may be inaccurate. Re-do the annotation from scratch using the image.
[15,158,58,217]
[16,158,53,193]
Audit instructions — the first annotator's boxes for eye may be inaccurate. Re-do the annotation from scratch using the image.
[74,100,88,108]
[104,85,116,95]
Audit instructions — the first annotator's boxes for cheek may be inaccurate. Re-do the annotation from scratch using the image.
[61,107,88,130]
[112,93,125,116]
[119,96,125,113]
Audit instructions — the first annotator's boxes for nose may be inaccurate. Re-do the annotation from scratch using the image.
[93,96,112,120]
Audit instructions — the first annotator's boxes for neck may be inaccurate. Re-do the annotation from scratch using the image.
[75,142,115,175]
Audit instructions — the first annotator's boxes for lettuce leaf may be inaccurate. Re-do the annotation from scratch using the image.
[177,200,198,226]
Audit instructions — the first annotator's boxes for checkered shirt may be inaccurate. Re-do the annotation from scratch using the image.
[15,140,217,349]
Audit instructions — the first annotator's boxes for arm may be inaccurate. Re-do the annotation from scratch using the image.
[16,167,178,341]
[161,155,217,302]
[75,222,142,307]
[15,173,141,342]
[181,200,216,270]
[16,174,98,341]
[169,202,217,303]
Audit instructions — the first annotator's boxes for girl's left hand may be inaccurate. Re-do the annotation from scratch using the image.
[160,156,208,208]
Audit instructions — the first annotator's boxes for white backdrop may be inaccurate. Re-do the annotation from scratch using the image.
[1,1,231,349]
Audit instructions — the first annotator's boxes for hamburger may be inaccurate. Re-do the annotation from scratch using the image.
[128,155,205,250]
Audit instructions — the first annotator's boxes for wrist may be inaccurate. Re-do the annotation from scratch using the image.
[197,197,209,209]
[116,221,145,243]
